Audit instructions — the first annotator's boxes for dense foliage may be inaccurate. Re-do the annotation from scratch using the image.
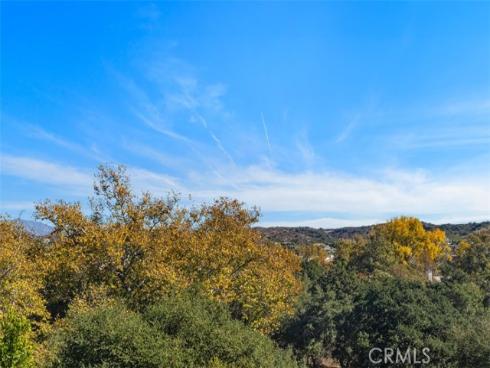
[0,310,34,368]
[44,292,299,368]
[34,165,301,333]
[1,165,489,367]
[276,219,490,367]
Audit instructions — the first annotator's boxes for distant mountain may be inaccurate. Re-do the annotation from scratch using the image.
[256,221,490,247]
[15,219,490,244]
[17,219,53,237]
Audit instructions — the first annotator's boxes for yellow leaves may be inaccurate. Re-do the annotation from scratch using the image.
[213,243,302,334]
[171,199,302,334]
[335,236,368,264]
[398,245,413,265]
[456,240,472,257]
[0,220,48,333]
[297,243,333,268]
[33,165,302,334]
[374,216,450,272]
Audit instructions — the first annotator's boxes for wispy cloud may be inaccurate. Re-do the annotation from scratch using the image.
[130,108,194,145]
[143,59,233,164]
[2,153,489,227]
[122,141,188,170]
[0,154,92,194]
[189,164,490,224]
[114,64,237,170]
[432,98,490,117]
[391,123,490,149]
[335,98,378,144]
[128,167,181,195]
[0,154,181,199]
[0,201,36,212]
[114,71,225,177]
[296,130,316,167]
[25,125,107,161]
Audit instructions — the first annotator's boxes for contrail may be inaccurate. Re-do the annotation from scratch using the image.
[210,132,236,167]
[195,112,236,167]
[261,112,272,157]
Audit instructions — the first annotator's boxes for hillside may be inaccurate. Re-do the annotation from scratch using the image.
[19,219,490,244]
[256,221,490,246]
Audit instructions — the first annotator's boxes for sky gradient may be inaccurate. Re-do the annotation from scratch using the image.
[1,1,490,227]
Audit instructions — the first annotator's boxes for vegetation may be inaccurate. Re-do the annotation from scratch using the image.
[1,165,489,367]
[257,221,490,247]
[44,292,299,368]
[276,218,489,367]
[0,310,34,368]
[34,165,301,333]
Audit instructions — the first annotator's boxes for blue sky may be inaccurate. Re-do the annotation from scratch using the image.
[1,1,489,227]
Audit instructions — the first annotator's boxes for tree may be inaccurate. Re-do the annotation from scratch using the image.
[36,165,302,333]
[276,262,363,367]
[44,301,185,368]
[0,220,48,330]
[145,291,300,368]
[448,227,490,292]
[45,293,300,368]
[0,309,34,368]
[335,278,461,368]
[451,312,490,367]
[370,217,450,278]
[297,244,332,268]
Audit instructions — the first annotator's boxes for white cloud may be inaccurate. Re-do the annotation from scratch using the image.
[26,125,107,161]
[393,124,490,149]
[0,155,181,199]
[1,155,92,193]
[122,141,188,170]
[115,59,235,168]
[296,131,316,166]
[433,98,490,116]
[189,165,490,224]
[427,214,490,225]
[0,201,35,212]
[2,154,489,226]
[129,167,181,195]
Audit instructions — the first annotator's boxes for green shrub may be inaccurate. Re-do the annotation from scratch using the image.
[335,278,461,368]
[45,293,299,368]
[145,292,299,368]
[45,303,189,368]
[0,310,34,368]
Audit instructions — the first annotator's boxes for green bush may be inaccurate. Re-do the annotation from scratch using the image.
[0,310,34,368]
[145,292,299,368]
[45,292,299,368]
[452,312,490,367]
[45,303,189,368]
[275,261,362,366]
[335,278,462,368]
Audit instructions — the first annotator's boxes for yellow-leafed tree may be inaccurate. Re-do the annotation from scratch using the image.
[373,216,449,274]
[35,165,301,334]
[0,220,48,331]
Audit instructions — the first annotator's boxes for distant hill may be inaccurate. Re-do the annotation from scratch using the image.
[17,219,53,237]
[15,219,490,245]
[256,221,490,247]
